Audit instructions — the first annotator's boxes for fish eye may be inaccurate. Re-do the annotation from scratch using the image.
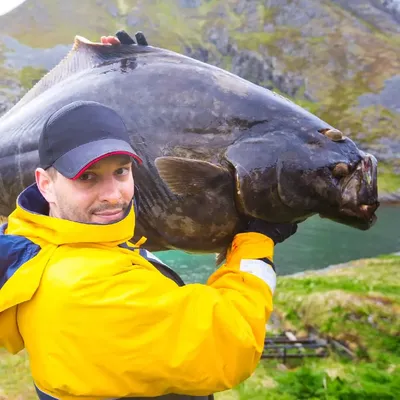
[332,163,350,178]
[319,128,344,142]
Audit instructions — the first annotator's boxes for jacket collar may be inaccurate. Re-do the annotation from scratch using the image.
[6,184,136,246]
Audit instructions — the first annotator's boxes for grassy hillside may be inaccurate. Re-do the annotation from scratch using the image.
[219,254,400,399]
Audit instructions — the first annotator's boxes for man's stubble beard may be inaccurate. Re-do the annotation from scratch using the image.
[52,196,129,225]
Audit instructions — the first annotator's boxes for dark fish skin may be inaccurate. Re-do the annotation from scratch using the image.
[0,37,379,253]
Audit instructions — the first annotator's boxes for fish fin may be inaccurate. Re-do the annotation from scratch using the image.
[115,30,149,46]
[116,30,136,45]
[224,139,281,217]
[155,156,230,196]
[135,31,149,46]
[6,36,154,117]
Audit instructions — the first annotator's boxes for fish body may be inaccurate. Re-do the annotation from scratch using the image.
[0,37,379,253]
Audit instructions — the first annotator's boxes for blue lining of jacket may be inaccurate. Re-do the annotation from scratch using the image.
[0,185,44,290]
[18,184,50,216]
[0,226,41,290]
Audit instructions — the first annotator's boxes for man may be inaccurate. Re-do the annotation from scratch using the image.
[0,35,297,400]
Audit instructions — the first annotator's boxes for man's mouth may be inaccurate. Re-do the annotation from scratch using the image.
[93,209,124,221]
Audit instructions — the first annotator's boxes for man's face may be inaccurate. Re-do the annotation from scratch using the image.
[37,155,135,224]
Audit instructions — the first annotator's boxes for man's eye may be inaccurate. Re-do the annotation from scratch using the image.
[116,167,130,176]
[79,173,95,181]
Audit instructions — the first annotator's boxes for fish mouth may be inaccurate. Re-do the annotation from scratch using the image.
[320,154,380,230]
[337,202,379,229]
[319,202,379,230]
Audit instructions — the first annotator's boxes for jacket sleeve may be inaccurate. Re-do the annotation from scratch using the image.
[19,232,276,398]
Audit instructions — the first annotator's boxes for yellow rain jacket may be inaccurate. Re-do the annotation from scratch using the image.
[0,184,276,400]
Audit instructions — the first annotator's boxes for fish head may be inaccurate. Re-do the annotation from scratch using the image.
[277,130,379,230]
[225,128,379,230]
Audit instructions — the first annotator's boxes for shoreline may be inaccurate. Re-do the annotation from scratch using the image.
[284,250,400,278]
[378,190,400,204]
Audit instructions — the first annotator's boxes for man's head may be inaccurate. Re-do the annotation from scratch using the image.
[35,100,142,224]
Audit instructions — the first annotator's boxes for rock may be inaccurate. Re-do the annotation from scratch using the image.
[179,0,203,8]
[358,75,400,113]
[332,0,400,33]
[184,46,210,63]
[377,0,400,22]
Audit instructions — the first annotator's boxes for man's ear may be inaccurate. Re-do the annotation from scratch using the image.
[35,168,57,203]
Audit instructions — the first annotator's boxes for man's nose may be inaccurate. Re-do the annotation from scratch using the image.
[98,177,122,203]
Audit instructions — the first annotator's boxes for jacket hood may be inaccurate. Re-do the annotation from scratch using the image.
[6,184,137,246]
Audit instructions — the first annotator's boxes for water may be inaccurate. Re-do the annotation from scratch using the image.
[155,205,400,283]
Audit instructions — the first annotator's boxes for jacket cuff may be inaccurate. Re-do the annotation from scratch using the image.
[226,232,274,266]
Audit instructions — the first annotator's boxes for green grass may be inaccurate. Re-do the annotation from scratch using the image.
[273,256,400,362]
[18,67,48,91]
[229,359,400,400]
[378,163,400,195]
[214,255,400,400]
[231,31,278,51]
[0,349,35,400]
[0,0,116,48]
[2,255,399,399]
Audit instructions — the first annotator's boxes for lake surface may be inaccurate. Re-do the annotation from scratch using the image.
[155,205,400,283]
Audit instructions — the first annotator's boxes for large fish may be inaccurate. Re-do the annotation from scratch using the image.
[0,36,379,254]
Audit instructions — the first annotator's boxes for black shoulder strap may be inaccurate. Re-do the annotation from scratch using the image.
[138,248,186,287]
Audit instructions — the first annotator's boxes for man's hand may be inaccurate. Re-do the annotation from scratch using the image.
[245,218,298,245]
[101,36,121,45]
[100,30,149,46]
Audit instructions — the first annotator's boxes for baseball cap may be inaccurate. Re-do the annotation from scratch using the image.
[39,100,142,179]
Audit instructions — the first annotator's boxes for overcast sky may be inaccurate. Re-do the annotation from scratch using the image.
[0,0,27,16]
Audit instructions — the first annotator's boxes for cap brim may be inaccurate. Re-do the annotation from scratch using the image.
[52,138,142,179]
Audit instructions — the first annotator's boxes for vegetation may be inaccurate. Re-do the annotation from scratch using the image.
[0,349,33,400]
[376,163,400,196]
[217,254,400,399]
[19,67,48,91]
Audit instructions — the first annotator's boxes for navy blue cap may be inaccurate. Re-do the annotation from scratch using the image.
[39,101,142,179]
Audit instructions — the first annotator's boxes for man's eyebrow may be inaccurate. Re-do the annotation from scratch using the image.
[116,158,133,167]
[87,158,132,171]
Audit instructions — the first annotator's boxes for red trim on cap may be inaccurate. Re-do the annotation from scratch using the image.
[71,151,142,180]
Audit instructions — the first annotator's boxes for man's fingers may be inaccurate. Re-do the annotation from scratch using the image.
[100,36,121,45]
[102,31,149,46]
[106,36,121,45]
[135,32,148,46]
[116,30,136,45]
